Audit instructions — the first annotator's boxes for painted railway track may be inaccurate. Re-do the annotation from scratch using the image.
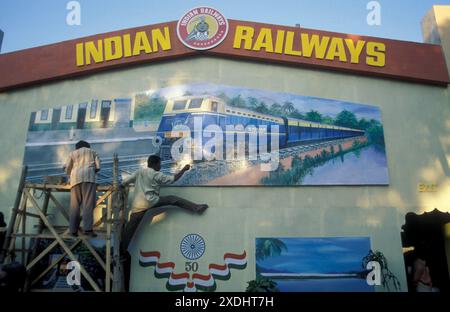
[24,137,363,184]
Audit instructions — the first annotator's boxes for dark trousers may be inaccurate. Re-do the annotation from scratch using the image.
[70,182,96,234]
[120,195,200,291]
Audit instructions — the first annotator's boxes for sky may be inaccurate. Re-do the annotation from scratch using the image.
[146,83,383,121]
[1,0,450,53]
[256,237,371,274]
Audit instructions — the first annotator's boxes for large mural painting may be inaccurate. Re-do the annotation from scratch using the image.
[24,83,389,186]
[255,237,374,292]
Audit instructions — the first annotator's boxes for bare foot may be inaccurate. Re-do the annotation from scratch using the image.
[196,204,208,214]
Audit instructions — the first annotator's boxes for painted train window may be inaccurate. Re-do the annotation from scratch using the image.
[65,105,73,120]
[40,109,48,121]
[211,101,218,112]
[188,98,203,109]
[173,100,187,110]
[90,100,98,119]
[101,100,111,108]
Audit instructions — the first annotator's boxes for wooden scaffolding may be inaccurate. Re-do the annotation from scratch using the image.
[0,154,127,292]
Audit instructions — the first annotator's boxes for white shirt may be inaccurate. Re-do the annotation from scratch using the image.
[123,167,174,213]
[64,147,100,187]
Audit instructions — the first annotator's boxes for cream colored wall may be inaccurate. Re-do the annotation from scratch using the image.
[423,6,450,75]
[0,57,449,292]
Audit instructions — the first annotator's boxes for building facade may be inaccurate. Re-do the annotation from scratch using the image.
[0,6,449,292]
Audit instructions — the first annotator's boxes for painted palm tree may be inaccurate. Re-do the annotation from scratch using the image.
[255,102,269,114]
[282,101,295,114]
[256,238,288,261]
[247,97,259,110]
[270,103,283,116]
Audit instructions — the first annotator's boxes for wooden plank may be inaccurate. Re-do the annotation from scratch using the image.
[6,192,27,262]
[31,239,82,286]
[26,239,60,271]
[80,238,112,279]
[48,193,70,221]
[1,166,27,263]
[25,183,112,192]
[105,196,112,292]
[113,188,127,292]
[24,188,101,292]
[17,211,41,218]
[93,190,113,227]
[51,189,111,226]
[39,191,51,231]
[21,199,26,264]
[111,153,122,292]
[24,190,52,292]
[26,183,71,191]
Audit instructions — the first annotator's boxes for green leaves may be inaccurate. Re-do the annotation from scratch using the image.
[246,277,280,292]
[362,250,401,291]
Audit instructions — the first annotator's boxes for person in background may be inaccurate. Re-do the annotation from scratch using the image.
[0,262,27,292]
[413,244,440,292]
[120,154,208,291]
[64,140,100,237]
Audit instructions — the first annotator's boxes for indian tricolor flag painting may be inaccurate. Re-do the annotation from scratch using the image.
[139,250,247,292]
[139,251,175,279]
[192,273,216,291]
[168,272,190,291]
[224,251,248,269]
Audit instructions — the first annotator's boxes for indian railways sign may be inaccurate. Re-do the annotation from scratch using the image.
[0,7,449,91]
[75,6,383,67]
[177,7,228,50]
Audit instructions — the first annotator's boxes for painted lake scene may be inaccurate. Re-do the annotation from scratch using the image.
[255,237,374,292]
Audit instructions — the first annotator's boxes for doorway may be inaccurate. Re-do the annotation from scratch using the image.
[401,209,450,292]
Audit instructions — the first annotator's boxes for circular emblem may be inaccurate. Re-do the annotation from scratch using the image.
[180,234,206,260]
[177,7,229,50]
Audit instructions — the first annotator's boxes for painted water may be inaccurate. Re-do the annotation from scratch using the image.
[301,145,388,185]
[275,278,374,292]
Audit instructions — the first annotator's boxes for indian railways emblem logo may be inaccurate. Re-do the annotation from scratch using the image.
[180,233,206,260]
[177,7,229,50]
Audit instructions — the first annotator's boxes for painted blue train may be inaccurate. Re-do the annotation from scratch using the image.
[156,96,365,160]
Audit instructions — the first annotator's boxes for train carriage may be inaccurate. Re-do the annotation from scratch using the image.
[157,96,365,160]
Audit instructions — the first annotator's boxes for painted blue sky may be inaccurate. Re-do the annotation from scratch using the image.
[141,83,383,121]
[256,237,371,274]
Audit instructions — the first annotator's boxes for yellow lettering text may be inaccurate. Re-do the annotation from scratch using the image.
[366,42,386,67]
[133,31,152,56]
[233,26,255,50]
[301,34,330,59]
[151,26,171,52]
[104,36,123,61]
[123,34,132,57]
[76,43,84,66]
[326,37,347,62]
[284,31,301,56]
[252,28,274,52]
[85,40,103,65]
[274,30,285,54]
[344,39,365,64]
